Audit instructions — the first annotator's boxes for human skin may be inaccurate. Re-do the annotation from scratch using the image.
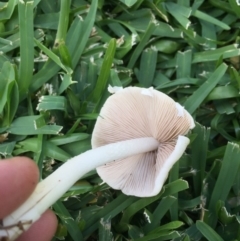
[0,157,57,241]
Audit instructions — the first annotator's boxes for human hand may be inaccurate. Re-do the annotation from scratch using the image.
[0,157,57,241]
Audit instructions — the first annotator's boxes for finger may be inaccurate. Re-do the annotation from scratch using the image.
[0,157,39,218]
[16,209,58,241]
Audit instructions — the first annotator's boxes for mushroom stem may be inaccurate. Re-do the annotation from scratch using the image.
[1,137,159,241]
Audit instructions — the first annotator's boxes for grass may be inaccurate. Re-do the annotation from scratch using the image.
[1,0,240,240]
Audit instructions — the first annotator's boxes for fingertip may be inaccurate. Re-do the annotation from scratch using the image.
[16,210,58,241]
[0,157,39,218]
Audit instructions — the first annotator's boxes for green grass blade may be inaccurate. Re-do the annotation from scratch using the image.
[165,2,191,29]
[154,21,183,38]
[128,19,157,68]
[16,137,71,161]
[70,1,98,68]
[191,123,211,194]
[193,45,240,63]
[0,0,17,20]
[54,201,84,241]
[133,230,181,241]
[117,192,164,232]
[99,217,113,241]
[0,62,18,126]
[8,115,63,135]
[192,10,230,30]
[38,0,60,13]
[18,0,34,99]
[181,234,191,241]
[120,0,138,7]
[30,61,60,93]
[143,196,177,233]
[33,134,44,176]
[208,142,240,226]
[0,37,13,45]
[196,221,224,241]
[0,29,44,54]
[55,0,70,45]
[36,96,67,112]
[154,39,181,54]
[0,141,16,157]
[148,221,184,234]
[30,2,97,93]
[168,162,179,221]
[49,133,89,146]
[137,47,158,87]
[58,73,76,95]
[162,179,189,197]
[34,12,59,29]
[0,62,15,115]
[156,78,199,89]
[176,50,192,78]
[5,80,18,127]
[178,197,201,210]
[34,39,72,74]
[159,45,240,68]
[229,0,240,17]
[206,85,240,101]
[88,39,116,104]
[200,20,216,49]
[83,194,138,238]
[184,63,228,114]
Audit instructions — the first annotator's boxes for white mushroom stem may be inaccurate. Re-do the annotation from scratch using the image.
[0,137,159,241]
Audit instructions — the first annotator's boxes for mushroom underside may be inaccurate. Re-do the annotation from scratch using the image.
[97,135,190,197]
[92,87,195,149]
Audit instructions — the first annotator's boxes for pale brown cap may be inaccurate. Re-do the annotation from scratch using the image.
[92,86,195,197]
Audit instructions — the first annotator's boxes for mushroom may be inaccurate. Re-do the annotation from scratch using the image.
[0,86,194,241]
[92,86,195,197]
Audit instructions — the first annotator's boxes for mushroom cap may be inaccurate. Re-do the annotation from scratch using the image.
[92,86,195,197]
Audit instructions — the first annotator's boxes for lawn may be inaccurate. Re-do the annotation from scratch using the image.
[1,0,240,240]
